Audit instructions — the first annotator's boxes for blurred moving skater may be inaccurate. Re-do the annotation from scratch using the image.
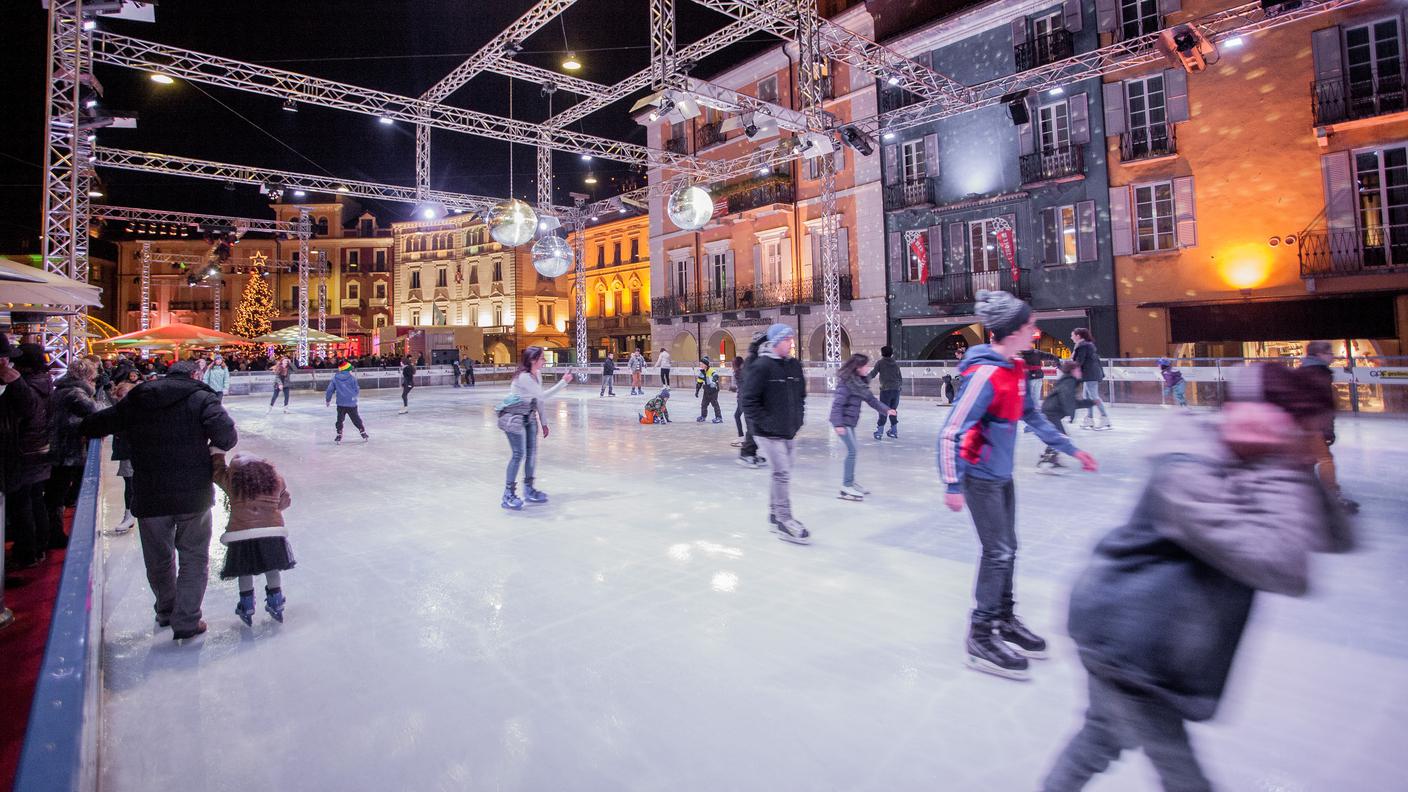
[1041,363,1354,791]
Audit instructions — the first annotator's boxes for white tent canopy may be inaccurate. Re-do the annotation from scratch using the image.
[0,257,103,308]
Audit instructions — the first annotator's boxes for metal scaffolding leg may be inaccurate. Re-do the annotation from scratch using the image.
[140,241,152,330]
[572,218,587,366]
[537,140,553,209]
[316,251,327,359]
[415,123,430,201]
[794,0,841,381]
[650,0,676,90]
[212,271,222,332]
[297,209,310,366]
[40,0,87,367]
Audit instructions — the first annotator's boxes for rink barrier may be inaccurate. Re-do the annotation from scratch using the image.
[15,439,104,792]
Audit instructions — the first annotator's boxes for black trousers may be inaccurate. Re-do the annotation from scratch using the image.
[45,464,84,549]
[661,368,671,386]
[700,389,721,419]
[5,481,49,565]
[401,384,412,407]
[335,406,366,434]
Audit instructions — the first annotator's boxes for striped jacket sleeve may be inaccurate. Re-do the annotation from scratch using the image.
[937,366,997,494]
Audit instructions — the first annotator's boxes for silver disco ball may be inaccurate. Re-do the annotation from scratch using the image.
[531,235,573,278]
[667,185,714,231]
[487,199,538,247]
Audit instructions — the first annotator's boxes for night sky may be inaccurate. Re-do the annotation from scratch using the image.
[0,1,784,253]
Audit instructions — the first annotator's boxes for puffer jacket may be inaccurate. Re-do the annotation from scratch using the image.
[739,347,805,439]
[202,364,230,394]
[49,372,99,467]
[1067,416,1353,721]
[603,357,616,375]
[326,370,361,406]
[80,373,237,518]
[828,374,889,428]
[211,452,291,539]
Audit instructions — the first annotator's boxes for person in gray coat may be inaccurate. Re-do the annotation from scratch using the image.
[1041,364,1354,792]
[828,353,894,501]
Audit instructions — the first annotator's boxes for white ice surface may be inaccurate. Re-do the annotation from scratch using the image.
[96,384,1408,791]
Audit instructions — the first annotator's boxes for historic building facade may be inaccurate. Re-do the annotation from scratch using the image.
[878,0,1118,361]
[390,213,572,364]
[642,2,887,365]
[567,213,652,361]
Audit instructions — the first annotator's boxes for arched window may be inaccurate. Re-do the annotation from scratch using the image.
[595,282,607,318]
[315,217,329,236]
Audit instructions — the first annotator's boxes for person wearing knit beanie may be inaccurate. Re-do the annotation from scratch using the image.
[740,320,810,544]
[938,289,1097,680]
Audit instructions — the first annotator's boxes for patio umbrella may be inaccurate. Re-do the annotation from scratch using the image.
[99,323,252,350]
[253,326,348,345]
[0,257,103,308]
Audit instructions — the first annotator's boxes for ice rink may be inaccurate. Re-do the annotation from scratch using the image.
[95,382,1408,791]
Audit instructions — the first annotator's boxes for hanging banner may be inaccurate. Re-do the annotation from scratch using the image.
[995,227,1018,281]
[906,231,929,281]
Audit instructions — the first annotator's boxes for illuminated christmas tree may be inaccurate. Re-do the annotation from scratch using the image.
[232,269,277,338]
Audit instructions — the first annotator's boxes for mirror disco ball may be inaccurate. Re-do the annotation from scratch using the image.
[667,185,714,231]
[531,235,573,278]
[487,199,538,247]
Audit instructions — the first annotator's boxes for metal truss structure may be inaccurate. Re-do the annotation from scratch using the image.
[45,0,1367,368]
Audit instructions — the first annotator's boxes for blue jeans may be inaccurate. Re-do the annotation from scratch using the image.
[1163,380,1188,407]
[504,418,538,487]
[269,377,290,406]
[1042,673,1211,792]
[1081,381,1108,420]
[839,426,859,485]
[963,475,1016,625]
[876,389,900,429]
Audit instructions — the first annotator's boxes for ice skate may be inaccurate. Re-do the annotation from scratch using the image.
[696,416,706,422]
[501,484,524,511]
[1338,496,1361,514]
[886,427,898,439]
[398,407,408,414]
[1079,417,1094,430]
[966,622,1029,680]
[997,616,1048,659]
[711,416,723,424]
[264,589,285,623]
[736,455,766,468]
[730,439,744,447]
[1035,449,1065,475]
[283,407,289,414]
[851,482,871,495]
[1091,417,1113,431]
[523,481,549,504]
[334,434,343,444]
[111,510,135,534]
[838,484,865,502]
[236,592,256,626]
[360,432,370,442]
[873,429,883,440]
[770,516,811,545]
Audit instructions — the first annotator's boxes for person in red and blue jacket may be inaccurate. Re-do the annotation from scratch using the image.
[938,291,1098,681]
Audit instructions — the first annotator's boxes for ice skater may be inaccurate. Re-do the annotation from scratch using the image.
[325,361,368,443]
[398,356,415,414]
[499,346,574,510]
[830,353,896,502]
[600,353,617,397]
[740,324,808,544]
[872,346,902,440]
[695,356,722,423]
[1040,364,1353,791]
[108,366,142,534]
[268,354,292,413]
[628,348,645,394]
[1159,357,1188,409]
[734,333,767,469]
[657,348,672,387]
[211,450,296,625]
[1036,360,1098,474]
[451,357,462,388]
[1071,328,1110,430]
[638,387,671,424]
[939,291,1097,680]
[1300,341,1358,513]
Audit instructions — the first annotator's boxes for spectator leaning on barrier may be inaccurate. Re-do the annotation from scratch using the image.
[81,359,238,641]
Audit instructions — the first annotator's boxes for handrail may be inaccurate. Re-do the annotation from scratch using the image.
[15,439,105,792]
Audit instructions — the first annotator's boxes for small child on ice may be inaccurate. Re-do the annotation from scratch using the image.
[211,450,296,625]
[1159,357,1189,408]
[695,357,723,423]
[639,387,672,424]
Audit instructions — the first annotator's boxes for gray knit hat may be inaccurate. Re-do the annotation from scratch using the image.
[974,290,1032,341]
[766,323,795,344]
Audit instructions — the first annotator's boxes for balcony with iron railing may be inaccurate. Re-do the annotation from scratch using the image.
[696,122,726,150]
[726,179,796,214]
[927,268,1032,306]
[1119,123,1176,162]
[1014,29,1073,72]
[653,275,856,318]
[664,136,690,155]
[1299,224,1408,278]
[883,177,938,210]
[1020,143,1085,185]
[880,86,923,114]
[1311,73,1408,126]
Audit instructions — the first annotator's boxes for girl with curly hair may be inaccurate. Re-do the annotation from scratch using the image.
[211,450,296,625]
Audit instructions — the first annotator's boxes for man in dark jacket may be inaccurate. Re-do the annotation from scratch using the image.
[1070,328,1110,430]
[81,360,237,640]
[1300,341,1356,512]
[600,353,616,397]
[872,346,902,440]
[740,323,808,544]
[399,356,416,414]
[46,357,100,549]
[4,343,56,567]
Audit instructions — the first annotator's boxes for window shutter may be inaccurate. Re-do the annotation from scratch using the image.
[1064,0,1083,32]
[923,133,940,179]
[1320,150,1357,232]
[1102,82,1126,137]
[1018,110,1036,156]
[883,144,899,187]
[1311,26,1344,84]
[1069,93,1090,144]
[1041,209,1059,265]
[947,222,966,273]
[1076,200,1098,262]
[781,240,793,280]
[1012,16,1028,47]
[725,250,736,292]
[927,225,943,277]
[1158,0,1180,15]
[887,231,903,284]
[1173,176,1196,247]
[1095,0,1118,32]
[833,146,845,174]
[752,245,762,286]
[1164,68,1190,123]
[835,227,850,281]
[1109,187,1133,256]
